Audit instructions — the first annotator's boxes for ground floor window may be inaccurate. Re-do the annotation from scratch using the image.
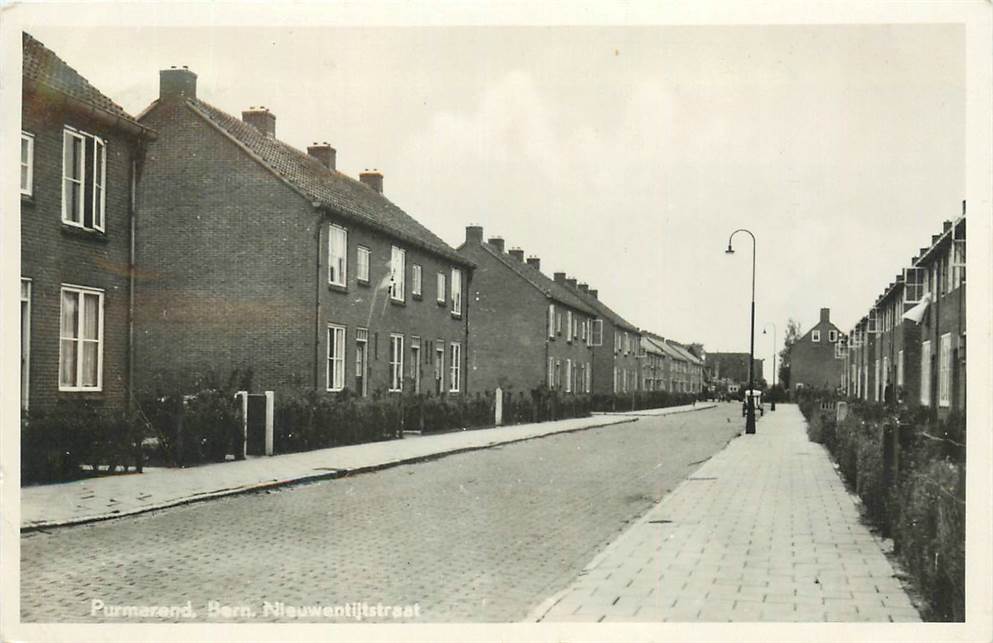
[59,285,103,391]
[920,340,931,406]
[897,350,904,388]
[939,333,951,407]
[327,324,346,391]
[389,334,404,392]
[449,342,461,392]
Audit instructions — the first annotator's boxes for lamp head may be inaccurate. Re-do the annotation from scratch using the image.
[725,244,735,255]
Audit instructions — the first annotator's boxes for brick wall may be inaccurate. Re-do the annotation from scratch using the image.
[21,89,139,413]
[790,320,845,393]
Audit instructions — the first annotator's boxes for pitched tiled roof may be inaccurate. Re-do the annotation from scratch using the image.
[477,243,596,315]
[184,98,471,266]
[572,290,639,333]
[22,32,144,130]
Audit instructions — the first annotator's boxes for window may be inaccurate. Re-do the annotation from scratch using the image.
[59,286,104,391]
[565,359,572,393]
[581,319,588,342]
[613,366,618,393]
[547,356,555,388]
[555,360,562,389]
[21,279,31,409]
[952,234,966,289]
[591,319,603,346]
[939,333,951,407]
[62,128,106,231]
[354,328,369,396]
[21,132,34,196]
[411,264,422,296]
[867,308,880,334]
[920,340,931,406]
[389,334,404,392]
[882,356,889,400]
[897,350,904,387]
[411,336,421,394]
[449,342,461,392]
[328,225,347,286]
[357,246,371,283]
[584,362,591,393]
[434,341,445,394]
[436,273,446,304]
[326,324,346,391]
[828,330,837,343]
[903,267,924,305]
[450,268,462,315]
[389,246,405,301]
[566,311,573,343]
[556,310,562,335]
[811,330,820,343]
[548,304,555,339]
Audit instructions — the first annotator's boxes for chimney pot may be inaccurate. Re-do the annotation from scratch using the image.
[466,225,483,244]
[578,283,589,293]
[159,67,198,101]
[553,272,566,284]
[359,170,384,194]
[526,255,541,270]
[487,237,505,252]
[242,108,276,137]
[589,289,598,299]
[307,143,336,171]
[508,248,525,262]
[565,277,577,289]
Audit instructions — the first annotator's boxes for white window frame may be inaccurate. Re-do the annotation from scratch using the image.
[411,337,421,394]
[584,361,591,393]
[904,267,925,304]
[565,358,572,393]
[59,284,104,391]
[952,235,966,290]
[811,330,821,343]
[328,224,348,286]
[566,311,573,344]
[357,246,371,283]
[828,329,837,343]
[897,349,904,387]
[21,278,32,409]
[61,128,106,231]
[451,267,463,316]
[591,319,603,347]
[326,324,346,391]
[434,341,445,391]
[354,327,369,396]
[449,342,461,392]
[920,340,931,406]
[389,246,406,301]
[547,355,555,388]
[939,332,951,407]
[411,264,422,296]
[389,334,405,392]
[21,131,34,196]
[548,304,555,339]
[436,272,446,304]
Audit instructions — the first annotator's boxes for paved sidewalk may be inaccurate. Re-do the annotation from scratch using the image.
[533,404,922,623]
[20,403,714,530]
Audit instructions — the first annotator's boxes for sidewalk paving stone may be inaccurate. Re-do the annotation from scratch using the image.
[21,403,715,530]
[533,404,924,623]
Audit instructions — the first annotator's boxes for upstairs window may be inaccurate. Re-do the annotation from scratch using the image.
[566,311,573,343]
[62,128,106,231]
[357,246,371,283]
[328,225,347,286]
[389,246,406,301]
[591,319,603,346]
[21,132,34,196]
[436,272,446,304]
[811,330,820,343]
[952,228,966,289]
[451,268,462,316]
[548,304,555,339]
[412,264,422,296]
[904,267,925,305]
[828,330,837,343]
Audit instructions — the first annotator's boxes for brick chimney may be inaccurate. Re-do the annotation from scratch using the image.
[307,143,336,171]
[508,247,525,262]
[565,277,577,289]
[526,256,540,270]
[553,272,566,284]
[578,283,589,294]
[466,225,483,244]
[359,170,383,194]
[487,237,505,252]
[942,220,952,232]
[159,66,197,100]
[589,289,598,299]
[820,308,830,323]
[242,107,276,137]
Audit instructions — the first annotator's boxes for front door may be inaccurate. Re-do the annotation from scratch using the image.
[355,329,368,396]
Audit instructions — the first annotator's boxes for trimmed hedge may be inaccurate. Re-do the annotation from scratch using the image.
[591,389,700,412]
[798,391,965,621]
[21,400,143,484]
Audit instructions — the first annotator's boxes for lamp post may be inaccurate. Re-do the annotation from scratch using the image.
[763,322,777,411]
[725,229,757,434]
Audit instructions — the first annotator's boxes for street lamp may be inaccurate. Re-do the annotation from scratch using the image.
[725,229,757,434]
[763,322,777,411]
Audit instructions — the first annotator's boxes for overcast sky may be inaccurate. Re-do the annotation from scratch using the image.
[27,24,964,382]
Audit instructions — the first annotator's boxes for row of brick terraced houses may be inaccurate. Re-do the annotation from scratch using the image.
[788,207,966,416]
[19,34,705,418]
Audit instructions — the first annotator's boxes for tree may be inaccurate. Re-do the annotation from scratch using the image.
[778,318,802,389]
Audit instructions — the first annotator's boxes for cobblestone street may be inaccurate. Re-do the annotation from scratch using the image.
[21,405,741,623]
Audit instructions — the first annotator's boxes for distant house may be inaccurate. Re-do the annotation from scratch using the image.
[704,352,765,390]
[564,279,641,395]
[789,308,845,394]
[457,228,595,394]
[641,332,703,394]
[20,33,156,414]
[640,335,667,391]
[666,340,705,394]
[134,67,473,398]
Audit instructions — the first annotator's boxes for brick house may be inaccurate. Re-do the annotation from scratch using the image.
[457,228,595,394]
[639,335,667,391]
[909,213,966,414]
[134,67,473,398]
[788,308,845,394]
[563,279,641,395]
[866,275,921,405]
[704,352,765,391]
[667,340,705,394]
[846,315,873,400]
[20,33,156,414]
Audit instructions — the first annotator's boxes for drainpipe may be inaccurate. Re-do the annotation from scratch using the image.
[314,207,323,390]
[127,142,142,414]
[464,268,472,394]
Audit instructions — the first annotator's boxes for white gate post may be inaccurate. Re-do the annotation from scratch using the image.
[264,390,275,456]
[236,390,248,459]
[494,387,503,426]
